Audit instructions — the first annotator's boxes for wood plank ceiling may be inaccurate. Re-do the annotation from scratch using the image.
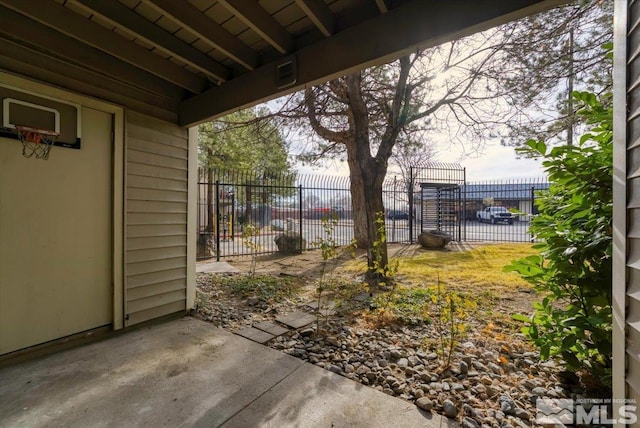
[0,0,563,126]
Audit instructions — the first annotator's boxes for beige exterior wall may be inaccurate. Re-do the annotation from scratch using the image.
[614,0,640,411]
[0,73,125,354]
[125,112,190,326]
[0,73,196,352]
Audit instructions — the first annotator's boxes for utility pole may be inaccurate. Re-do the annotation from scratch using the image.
[566,27,575,146]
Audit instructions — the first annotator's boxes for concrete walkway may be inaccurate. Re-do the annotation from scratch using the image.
[0,318,455,427]
[196,260,240,274]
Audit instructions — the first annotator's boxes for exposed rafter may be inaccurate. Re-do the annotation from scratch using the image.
[0,0,565,125]
[0,6,186,101]
[142,0,259,71]
[0,38,178,122]
[70,0,230,82]
[0,0,208,93]
[295,0,335,37]
[179,0,566,126]
[218,0,294,54]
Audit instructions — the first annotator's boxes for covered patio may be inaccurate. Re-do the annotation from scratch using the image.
[0,318,453,427]
[0,0,636,423]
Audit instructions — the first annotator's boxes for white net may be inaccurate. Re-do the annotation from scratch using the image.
[15,126,58,160]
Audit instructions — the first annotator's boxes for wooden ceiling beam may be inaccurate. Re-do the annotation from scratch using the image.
[295,0,335,37]
[142,0,259,71]
[179,0,565,126]
[0,6,187,101]
[0,38,178,122]
[0,0,208,94]
[218,0,294,54]
[71,0,230,83]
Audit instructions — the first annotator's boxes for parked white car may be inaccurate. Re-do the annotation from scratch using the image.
[476,206,515,224]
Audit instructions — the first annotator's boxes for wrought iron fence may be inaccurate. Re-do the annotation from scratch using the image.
[197,168,427,259]
[197,166,549,259]
[461,178,549,242]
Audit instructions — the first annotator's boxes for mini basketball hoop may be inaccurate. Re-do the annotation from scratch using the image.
[14,125,59,160]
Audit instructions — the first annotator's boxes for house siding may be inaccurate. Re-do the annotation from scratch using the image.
[620,0,640,408]
[125,112,188,326]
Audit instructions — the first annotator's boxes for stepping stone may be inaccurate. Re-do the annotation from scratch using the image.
[196,261,239,274]
[353,292,372,302]
[253,321,289,336]
[304,300,335,311]
[275,311,316,329]
[235,327,275,344]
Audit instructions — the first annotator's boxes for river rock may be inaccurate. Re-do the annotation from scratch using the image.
[416,397,434,411]
[443,399,458,418]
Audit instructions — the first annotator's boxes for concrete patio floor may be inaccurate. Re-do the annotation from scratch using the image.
[0,317,455,427]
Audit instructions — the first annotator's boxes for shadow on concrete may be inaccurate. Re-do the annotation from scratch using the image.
[0,317,453,427]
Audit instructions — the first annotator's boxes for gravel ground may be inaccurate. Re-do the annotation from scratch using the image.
[194,265,586,428]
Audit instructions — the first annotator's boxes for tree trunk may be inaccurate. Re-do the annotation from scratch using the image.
[346,144,389,288]
[348,158,369,247]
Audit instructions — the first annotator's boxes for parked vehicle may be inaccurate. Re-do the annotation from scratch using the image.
[387,210,409,220]
[476,206,515,224]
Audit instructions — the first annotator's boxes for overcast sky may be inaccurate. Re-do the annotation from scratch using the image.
[295,140,546,182]
[435,140,546,182]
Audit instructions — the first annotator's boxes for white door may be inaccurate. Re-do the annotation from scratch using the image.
[0,107,113,354]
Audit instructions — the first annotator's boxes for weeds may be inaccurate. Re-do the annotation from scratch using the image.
[223,274,301,304]
[311,214,358,332]
[369,212,399,288]
[427,276,477,368]
[368,287,432,326]
[241,224,262,276]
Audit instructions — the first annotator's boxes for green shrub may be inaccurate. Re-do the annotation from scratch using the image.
[505,90,612,385]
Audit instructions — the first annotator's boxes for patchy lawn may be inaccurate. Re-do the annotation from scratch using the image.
[342,243,539,290]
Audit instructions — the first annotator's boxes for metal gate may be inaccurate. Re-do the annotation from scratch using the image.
[420,183,462,241]
[409,164,466,242]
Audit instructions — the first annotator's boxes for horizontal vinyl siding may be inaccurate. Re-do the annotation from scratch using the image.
[628,0,640,407]
[125,112,188,326]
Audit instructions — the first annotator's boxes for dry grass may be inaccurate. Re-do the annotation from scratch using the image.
[342,243,539,291]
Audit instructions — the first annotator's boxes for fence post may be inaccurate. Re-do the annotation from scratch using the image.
[408,167,414,243]
[392,176,397,242]
[462,167,467,241]
[530,186,535,242]
[298,185,303,251]
[215,180,220,262]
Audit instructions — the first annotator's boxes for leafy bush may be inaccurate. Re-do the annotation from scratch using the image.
[505,90,612,385]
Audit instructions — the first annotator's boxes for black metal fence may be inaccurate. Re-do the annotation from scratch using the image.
[197,166,548,259]
[197,169,414,259]
[461,179,549,242]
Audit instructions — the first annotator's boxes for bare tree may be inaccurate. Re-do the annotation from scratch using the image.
[272,30,516,286]
[221,1,612,287]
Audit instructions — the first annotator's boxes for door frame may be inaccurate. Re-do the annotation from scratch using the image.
[1,71,125,331]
